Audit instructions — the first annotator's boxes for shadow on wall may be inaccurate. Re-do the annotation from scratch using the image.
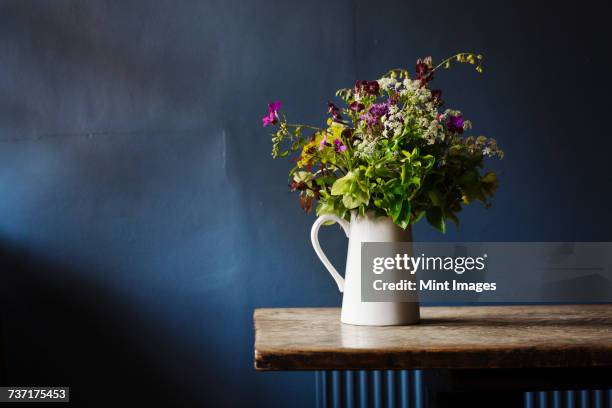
[0,239,219,407]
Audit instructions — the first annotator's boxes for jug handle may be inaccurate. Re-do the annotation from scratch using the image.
[310,214,350,292]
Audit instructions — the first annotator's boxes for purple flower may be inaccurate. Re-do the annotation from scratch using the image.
[349,101,365,112]
[371,102,389,116]
[318,133,327,151]
[333,138,347,153]
[262,101,282,127]
[361,102,389,127]
[447,114,465,134]
[327,102,342,120]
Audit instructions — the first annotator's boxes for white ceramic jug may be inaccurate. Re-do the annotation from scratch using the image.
[311,211,420,326]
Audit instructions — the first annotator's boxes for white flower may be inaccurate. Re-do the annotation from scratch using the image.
[378,77,398,91]
[423,119,446,145]
[355,138,378,159]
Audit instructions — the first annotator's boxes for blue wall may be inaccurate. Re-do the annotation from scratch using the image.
[0,0,610,406]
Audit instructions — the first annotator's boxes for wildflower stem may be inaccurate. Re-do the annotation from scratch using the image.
[286,123,324,131]
[431,53,463,73]
[318,163,347,176]
[430,52,483,74]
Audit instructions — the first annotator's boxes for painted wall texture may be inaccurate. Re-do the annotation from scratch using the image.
[0,0,610,406]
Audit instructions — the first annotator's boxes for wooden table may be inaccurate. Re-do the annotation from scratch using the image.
[254,305,612,407]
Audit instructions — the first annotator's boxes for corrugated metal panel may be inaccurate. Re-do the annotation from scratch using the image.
[316,370,612,408]
[315,370,424,408]
[524,389,612,408]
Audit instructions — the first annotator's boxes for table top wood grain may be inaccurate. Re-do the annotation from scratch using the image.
[254,305,612,370]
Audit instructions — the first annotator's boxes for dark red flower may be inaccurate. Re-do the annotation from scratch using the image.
[354,80,380,96]
[354,80,367,94]
[289,181,308,191]
[341,128,353,140]
[415,62,429,79]
[327,102,342,120]
[431,89,443,105]
[415,57,434,87]
[349,101,365,112]
[300,195,313,213]
[365,81,379,95]
[389,92,400,105]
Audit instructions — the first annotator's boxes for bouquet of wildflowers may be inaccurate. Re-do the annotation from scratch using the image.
[262,53,503,232]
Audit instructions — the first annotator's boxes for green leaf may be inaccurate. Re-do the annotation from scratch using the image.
[396,200,412,229]
[459,169,485,203]
[446,210,460,227]
[427,189,443,207]
[413,210,426,224]
[389,198,403,221]
[342,189,369,209]
[426,207,446,233]
[449,145,463,156]
[481,171,498,195]
[331,172,355,195]
[293,171,312,183]
[421,154,435,170]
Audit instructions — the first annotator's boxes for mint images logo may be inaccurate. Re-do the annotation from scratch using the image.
[372,253,487,275]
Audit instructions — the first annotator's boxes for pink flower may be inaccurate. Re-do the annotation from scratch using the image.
[262,101,282,127]
[318,134,327,151]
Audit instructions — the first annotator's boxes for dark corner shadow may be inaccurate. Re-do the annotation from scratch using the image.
[0,239,215,407]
